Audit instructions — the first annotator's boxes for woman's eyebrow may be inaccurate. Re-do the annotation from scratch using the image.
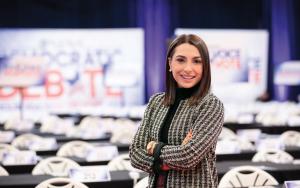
[174,55,201,59]
[193,56,202,59]
[174,55,186,58]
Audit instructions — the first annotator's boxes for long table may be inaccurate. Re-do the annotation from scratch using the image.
[217,146,300,161]
[0,170,136,188]
[224,122,300,134]
[1,160,300,187]
[4,145,300,174]
[35,142,129,156]
[3,156,108,174]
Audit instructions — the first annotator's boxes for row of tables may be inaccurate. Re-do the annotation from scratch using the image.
[1,122,300,187]
[1,161,299,188]
[224,122,300,135]
[0,171,135,188]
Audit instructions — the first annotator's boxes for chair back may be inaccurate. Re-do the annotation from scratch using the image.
[11,133,41,150]
[108,153,137,171]
[134,176,149,188]
[32,156,80,176]
[218,165,279,188]
[252,149,294,164]
[35,177,88,188]
[57,141,94,158]
[280,130,300,147]
[0,165,9,176]
[218,127,237,140]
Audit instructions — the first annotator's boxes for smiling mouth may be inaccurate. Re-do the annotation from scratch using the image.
[181,75,195,80]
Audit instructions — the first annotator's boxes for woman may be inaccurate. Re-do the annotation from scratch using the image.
[130,34,224,187]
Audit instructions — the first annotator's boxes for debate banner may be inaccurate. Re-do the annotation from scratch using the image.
[175,29,269,103]
[0,29,144,121]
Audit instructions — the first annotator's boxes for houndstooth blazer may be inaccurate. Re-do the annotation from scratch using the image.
[130,92,224,188]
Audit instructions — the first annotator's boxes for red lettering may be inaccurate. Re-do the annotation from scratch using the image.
[0,88,18,99]
[106,87,122,97]
[84,69,103,98]
[212,59,240,69]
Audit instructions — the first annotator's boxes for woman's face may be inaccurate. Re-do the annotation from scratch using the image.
[169,43,203,88]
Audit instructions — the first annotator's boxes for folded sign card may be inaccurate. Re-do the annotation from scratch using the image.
[69,165,111,182]
[86,145,118,162]
[0,131,15,143]
[2,150,38,165]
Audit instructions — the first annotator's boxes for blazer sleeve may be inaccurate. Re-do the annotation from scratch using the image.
[159,96,224,170]
[129,94,160,173]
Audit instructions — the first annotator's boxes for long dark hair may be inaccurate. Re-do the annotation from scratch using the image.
[163,34,211,106]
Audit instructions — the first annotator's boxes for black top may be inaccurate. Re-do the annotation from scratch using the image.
[160,87,196,143]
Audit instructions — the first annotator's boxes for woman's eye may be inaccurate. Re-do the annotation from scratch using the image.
[176,58,185,63]
[194,60,202,64]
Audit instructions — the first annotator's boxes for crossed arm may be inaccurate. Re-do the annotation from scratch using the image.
[146,130,193,171]
[130,95,224,172]
[147,97,224,171]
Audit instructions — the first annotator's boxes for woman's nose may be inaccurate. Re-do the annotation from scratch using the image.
[183,62,193,72]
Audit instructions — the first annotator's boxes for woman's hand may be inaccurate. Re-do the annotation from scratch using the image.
[146,141,157,155]
[182,130,193,145]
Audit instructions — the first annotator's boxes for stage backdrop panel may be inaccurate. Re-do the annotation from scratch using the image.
[175,29,269,103]
[0,29,144,121]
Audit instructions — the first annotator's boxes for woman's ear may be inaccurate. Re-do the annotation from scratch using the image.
[168,57,172,71]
